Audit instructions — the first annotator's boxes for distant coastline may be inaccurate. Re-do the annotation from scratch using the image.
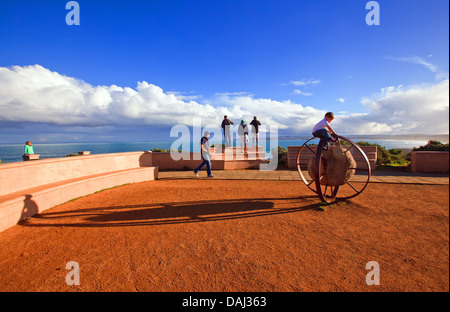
[0,134,448,164]
[277,134,449,143]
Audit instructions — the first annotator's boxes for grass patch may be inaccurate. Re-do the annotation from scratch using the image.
[67,196,84,202]
[54,195,86,207]
[94,183,131,194]
[317,199,352,211]
[317,201,331,211]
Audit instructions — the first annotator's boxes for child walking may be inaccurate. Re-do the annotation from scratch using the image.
[193,131,214,177]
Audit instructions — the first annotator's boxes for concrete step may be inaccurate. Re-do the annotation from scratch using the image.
[210,146,265,153]
[210,146,267,161]
[211,151,267,161]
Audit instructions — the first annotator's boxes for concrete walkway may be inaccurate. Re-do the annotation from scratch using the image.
[158,169,449,185]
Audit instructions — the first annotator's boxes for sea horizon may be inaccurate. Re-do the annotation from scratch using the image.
[1,136,447,164]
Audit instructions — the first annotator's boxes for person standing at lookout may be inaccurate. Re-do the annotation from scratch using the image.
[193,131,214,178]
[221,115,234,148]
[250,116,261,147]
[238,120,249,153]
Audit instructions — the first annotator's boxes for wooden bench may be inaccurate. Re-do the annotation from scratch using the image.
[287,145,378,171]
[0,152,158,232]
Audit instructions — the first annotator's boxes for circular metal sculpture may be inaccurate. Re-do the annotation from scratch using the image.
[296,135,371,203]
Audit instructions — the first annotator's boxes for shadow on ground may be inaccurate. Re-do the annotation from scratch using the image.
[20,196,320,228]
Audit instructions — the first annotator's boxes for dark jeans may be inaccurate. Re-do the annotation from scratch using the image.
[194,153,212,176]
[313,129,335,142]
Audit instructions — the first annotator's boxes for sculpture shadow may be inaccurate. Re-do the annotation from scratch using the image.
[23,196,320,228]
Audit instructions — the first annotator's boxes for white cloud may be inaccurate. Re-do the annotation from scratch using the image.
[338,79,449,134]
[337,98,345,103]
[208,92,324,131]
[292,89,313,96]
[288,79,320,86]
[0,65,326,133]
[0,65,448,136]
[214,91,254,97]
[388,56,449,80]
[166,91,202,101]
[0,65,217,127]
[285,79,319,97]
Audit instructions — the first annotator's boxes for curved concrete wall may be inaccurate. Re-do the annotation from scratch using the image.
[0,151,153,196]
[0,152,157,232]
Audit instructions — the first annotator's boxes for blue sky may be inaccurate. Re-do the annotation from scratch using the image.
[0,0,448,143]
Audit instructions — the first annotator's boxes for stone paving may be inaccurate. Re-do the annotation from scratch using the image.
[158,169,449,185]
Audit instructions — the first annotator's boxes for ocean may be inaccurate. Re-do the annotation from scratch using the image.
[0,138,431,164]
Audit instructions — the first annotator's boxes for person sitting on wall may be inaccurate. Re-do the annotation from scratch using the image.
[23,141,38,161]
[24,141,35,155]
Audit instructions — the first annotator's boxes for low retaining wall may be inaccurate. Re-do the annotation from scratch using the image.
[0,152,157,232]
[0,151,153,196]
[411,151,449,173]
[151,152,210,170]
[151,151,267,170]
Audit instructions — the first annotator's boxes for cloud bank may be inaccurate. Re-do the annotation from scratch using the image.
[0,65,217,127]
[348,80,449,134]
[0,65,448,139]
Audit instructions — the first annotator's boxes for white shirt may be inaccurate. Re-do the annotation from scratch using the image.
[312,118,329,134]
[238,123,249,136]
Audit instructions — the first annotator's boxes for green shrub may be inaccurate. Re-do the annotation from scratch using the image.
[356,141,392,165]
[152,148,168,152]
[413,140,449,152]
[354,141,412,166]
[388,148,403,156]
[386,148,409,166]
[152,148,182,152]
[310,140,415,167]
[271,146,288,165]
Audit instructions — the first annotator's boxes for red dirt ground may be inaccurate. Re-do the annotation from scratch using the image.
[0,179,448,292]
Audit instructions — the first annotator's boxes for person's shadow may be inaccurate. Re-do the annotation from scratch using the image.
[20,195,39,222]
[22,196,320,228]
